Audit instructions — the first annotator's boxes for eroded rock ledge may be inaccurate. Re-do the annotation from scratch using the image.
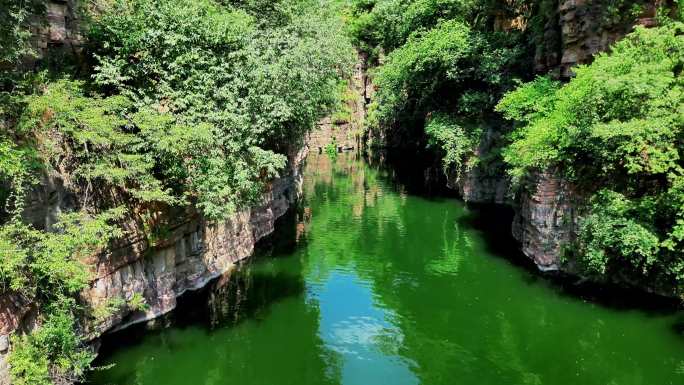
[0,146,308,385]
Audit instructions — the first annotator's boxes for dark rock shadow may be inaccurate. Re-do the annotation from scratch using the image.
[94,209,307,362]
[460,202,683,317]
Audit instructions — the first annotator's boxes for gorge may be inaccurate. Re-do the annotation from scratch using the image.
[88,151,684,385]
[1,1,683,384]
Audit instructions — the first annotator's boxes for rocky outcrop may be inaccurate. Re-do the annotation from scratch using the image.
[309,52,368,151]
[511,171,581,270]
[0,146,308,384]
[450,126,510,205]
[448,130,579,271]
[455,0,661,271]
[22,0,84,70]
[452,162,581,273]
[21,172,77,230]
[82,151,305,337]
[535,0,659,78]
[0,296,38,385]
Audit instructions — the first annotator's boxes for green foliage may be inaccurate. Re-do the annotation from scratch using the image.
[18,80,185,207]
[9,298,95,385]
[330,80,355,124]
[325,141,339,160]
[0,138,38,220]
[0,0,45,67]
[576,190,663,276]
[424,113,481,175]
[498,24,684,182]
[87,0,353,218]
[92,292,147,322]
[91,297,126,323]
[499,21,684,183]
[0,209,123,301]
[348,0,531,156]
[347,0,528,58]
[354,0,683,293]
[499,22,684,291]
[127,292,148,312]
[495,76,562,181]
[362,6,527,155]
[1,0,354,221]
[499,26,682,181]
[371,19,472,125]
[600,0,647,25]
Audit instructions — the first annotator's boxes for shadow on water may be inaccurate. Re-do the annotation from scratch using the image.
[94,210,308,363]
[461,202,683,317]
[369,146,683,318]
[365,147,456,198]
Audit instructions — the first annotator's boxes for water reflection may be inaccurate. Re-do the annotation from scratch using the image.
[314,272,417,385]
[91,152,684,385]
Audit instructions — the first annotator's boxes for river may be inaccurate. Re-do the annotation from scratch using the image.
[89,152,684,385]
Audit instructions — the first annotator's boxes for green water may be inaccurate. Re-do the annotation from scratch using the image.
[90,153,684,385]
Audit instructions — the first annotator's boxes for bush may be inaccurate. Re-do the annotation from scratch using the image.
[424,113,482,175]
[9,298,94,385]
[0,210,122,302]
[498,22,684,290]
[88,0,353,217]
[371,19,473,126]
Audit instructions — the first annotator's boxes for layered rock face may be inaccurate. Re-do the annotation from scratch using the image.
[451,127,510,205]
[21,0,84,70]
[535,0,659,78]
[455,0,659,270]
[308,52,368,152]
[0,146,307,384]
[454,166,580,270]
[83,146,307,337]
[511,172,580,270]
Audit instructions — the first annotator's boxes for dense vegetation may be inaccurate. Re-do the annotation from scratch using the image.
[497,22,684,292]
[0,0,353,383]
[349,0,531,173]
[349,1,684,295]
[1,0,683,382]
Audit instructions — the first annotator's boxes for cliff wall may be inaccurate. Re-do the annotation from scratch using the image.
[0,145,307,385]
[453,0,660,271]
[2,0,309,364]
[535,0,659,78]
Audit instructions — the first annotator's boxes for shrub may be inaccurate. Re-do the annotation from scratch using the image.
[424,113,482,176]
[498,22,684,290]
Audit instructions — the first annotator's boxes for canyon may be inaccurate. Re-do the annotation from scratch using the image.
[0,1,680,384]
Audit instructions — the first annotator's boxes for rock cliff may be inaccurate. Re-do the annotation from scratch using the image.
[535,0,659,78]
[450,126,510,205]
[0,145,308,385]
[308,52,368,152]
[20,0,84,70]
[511,171,580,270]
[454,0,660,270]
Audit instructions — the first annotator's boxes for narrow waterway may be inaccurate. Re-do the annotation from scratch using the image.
[90,152,684,385]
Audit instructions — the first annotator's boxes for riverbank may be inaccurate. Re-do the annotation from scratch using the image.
[90,151,684,385]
